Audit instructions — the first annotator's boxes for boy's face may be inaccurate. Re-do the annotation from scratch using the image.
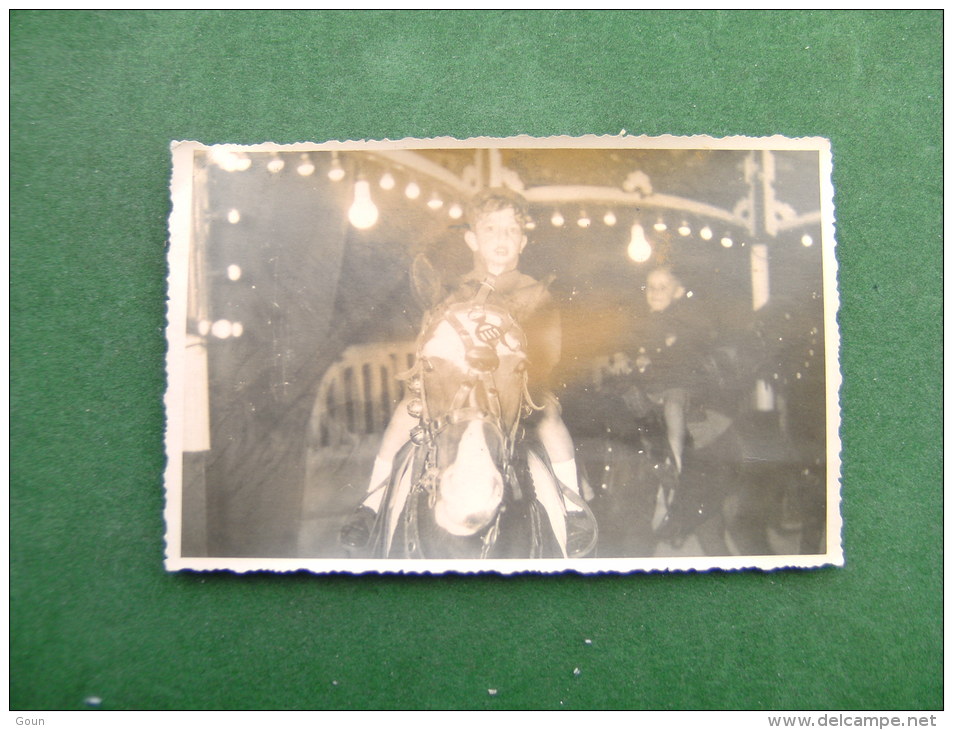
[464,206,527,275]
[645,269,685,312]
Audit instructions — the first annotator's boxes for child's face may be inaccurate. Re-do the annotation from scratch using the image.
[645,269,684,312]
[464,206,527,275]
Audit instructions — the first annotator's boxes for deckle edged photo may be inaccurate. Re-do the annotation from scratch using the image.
[164,135,842,574]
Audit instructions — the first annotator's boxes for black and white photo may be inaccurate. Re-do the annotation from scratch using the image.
[164,135,842,573]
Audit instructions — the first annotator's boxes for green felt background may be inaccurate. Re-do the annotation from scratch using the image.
[10,10,941,711]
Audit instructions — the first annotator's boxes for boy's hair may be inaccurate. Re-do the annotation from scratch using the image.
[467,187,531,229]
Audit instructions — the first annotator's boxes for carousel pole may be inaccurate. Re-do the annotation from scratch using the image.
[185,163,212,453]
[749,150,776,412]
[487,147,503,188]
[181,159,212,556]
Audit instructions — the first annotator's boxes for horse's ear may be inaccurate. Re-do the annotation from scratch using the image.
[411,254,446,310]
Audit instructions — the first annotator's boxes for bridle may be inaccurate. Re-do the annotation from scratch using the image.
[396,277,545,557]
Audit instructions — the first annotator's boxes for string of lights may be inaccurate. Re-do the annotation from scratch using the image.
[204,149,821,345]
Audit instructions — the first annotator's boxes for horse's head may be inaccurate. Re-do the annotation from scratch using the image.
[412,303,530,539]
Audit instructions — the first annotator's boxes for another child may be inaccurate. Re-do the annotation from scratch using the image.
[341,188,585,550]
[611,265,709,474]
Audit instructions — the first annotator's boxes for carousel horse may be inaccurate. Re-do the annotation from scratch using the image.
[366,276,595,559]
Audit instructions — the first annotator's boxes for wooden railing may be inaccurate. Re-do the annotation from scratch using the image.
[309,341,417,449]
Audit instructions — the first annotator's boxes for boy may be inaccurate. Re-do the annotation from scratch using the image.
[340,188,586,551]
[612,265,708,474]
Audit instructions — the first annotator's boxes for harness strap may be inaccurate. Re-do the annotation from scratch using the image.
[479,510,502,559]
[472,276,497,308]
[431,406,499,435]
[448,379,475,414]
[434,302,514,428]
[444,308,477,351]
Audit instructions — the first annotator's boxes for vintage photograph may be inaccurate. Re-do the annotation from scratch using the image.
[164,135,842,573]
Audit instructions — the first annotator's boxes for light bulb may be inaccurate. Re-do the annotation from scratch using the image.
[227,209,241,224]
[577,212,591,228]
[627,223,653,263]
[405,181,421,199]
[297,155,315,177]
[327,154,344,181]
[448,203,463,219]
[801,234,814,247]
[653,219,667,232]
[266,156,285,174]
[720,236,734,248]
[348,179,379,229]
[211,319,233,339]
[379,172,395,190]
[427,193,444,210]
[210,149,250,172]
[678,221,692,237]
[227,264,242,281]
[231,321,244,338]
[700,226,713,241]
[525,219,536,230]
[551,210,565,227]
[603,211,617,226]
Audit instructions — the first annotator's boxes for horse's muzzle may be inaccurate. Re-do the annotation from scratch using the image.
[432,420,506,537]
